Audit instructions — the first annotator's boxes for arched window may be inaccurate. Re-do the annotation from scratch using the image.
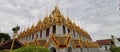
[73,31,75,37]
[63,25,66,34]
[53,25,56,33]
[36,34,38,39]
[68,28,70,33]
[32,34,34,40]
[46,28,50,37]
[26,37,27,41]
[50,47,56,52]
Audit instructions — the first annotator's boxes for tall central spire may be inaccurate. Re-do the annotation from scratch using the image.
[52,6,61,16]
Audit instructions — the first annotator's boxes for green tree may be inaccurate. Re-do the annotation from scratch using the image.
[0,33,11,42]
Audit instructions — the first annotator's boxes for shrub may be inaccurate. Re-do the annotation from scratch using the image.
[110,47,120,52]
[13,46,50,52]
[0,50,9,52]
[0,50,5,52]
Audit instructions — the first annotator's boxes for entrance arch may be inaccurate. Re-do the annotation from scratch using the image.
[68,47,72,52]
[50,47,56,52]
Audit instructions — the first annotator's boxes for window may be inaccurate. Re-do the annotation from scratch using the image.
[26,37,27,41]
[40,30,42,38]
[46,28,50,37]
[32,34,34,40]
[63,25,66,34]
[73,31,75,37]
[53,25,56,33]
[36,34,38,39]
[68,28,70,33]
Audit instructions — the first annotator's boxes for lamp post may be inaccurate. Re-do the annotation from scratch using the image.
[10,25,20,52]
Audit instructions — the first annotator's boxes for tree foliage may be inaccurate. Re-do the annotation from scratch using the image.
[0,33,11,42]
[110,47,120,52]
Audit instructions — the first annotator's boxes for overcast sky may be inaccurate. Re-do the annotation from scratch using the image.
[0,0,120,41]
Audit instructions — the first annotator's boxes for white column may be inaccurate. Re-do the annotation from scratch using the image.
[65,27,68,34]
[75,32,77,38]
[50,27,53,34]
[27,36,29,42]
[42,30,46,39]
[38,31,40,39]
[30,35,32,41]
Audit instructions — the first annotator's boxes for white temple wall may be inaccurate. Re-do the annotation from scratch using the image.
[83,48,88,52]
[74,48,81,52]
[72,30,74,38]
[58,48,67,52]
[56,25,63,35]
[114,37,120,47]
[37,31,40,40]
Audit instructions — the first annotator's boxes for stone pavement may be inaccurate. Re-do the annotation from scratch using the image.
[99,48,110,52]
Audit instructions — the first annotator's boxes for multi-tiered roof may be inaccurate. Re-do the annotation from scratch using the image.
[17,6,91,40]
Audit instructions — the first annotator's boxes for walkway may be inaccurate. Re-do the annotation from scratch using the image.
[99,48,110,52]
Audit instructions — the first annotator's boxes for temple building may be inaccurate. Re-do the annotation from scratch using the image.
[17,6,99,52]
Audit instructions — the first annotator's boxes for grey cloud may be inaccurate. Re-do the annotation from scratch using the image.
[0,0,120,41]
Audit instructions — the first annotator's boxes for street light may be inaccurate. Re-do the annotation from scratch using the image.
[10,25,20,52]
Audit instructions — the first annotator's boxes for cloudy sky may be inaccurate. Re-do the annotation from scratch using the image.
[0,0,120,41]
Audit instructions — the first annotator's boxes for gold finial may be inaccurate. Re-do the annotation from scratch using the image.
[55,0,59,7]
[32,17,35,28]
[37,17,41,26]
[46,6,49,17]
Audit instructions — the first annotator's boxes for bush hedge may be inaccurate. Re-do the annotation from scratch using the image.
[13,46,50,52]
[110,47,120,52]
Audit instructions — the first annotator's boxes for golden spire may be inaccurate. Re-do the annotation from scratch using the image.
[52,5,61,16]
[36,17,41,26]
[26,27,29,32]
[45,6,49,17]
[31,22,35,29]
[55,0,59,7]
